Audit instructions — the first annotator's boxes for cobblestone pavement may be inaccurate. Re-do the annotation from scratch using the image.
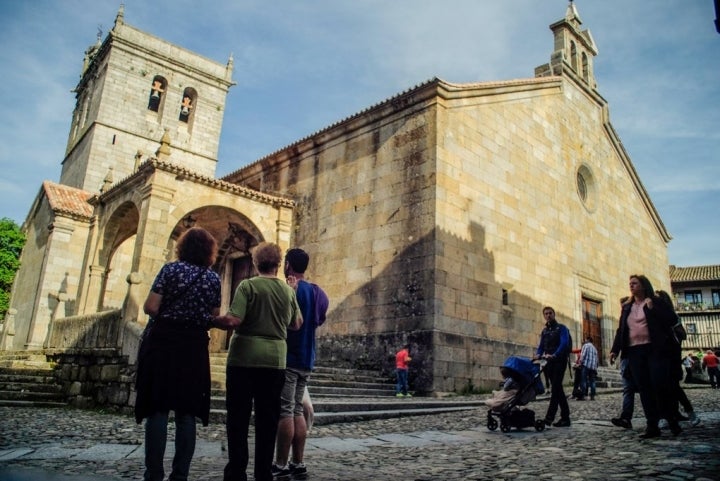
[1,387,718,481]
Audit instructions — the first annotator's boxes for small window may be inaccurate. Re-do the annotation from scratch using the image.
[148,75,167,112]
[576,164,596,212]
[179,87,197,125]
[570,41,578,72]
[581,52,589,82]
[712,289,720,308]
[502,289,509,306]
[577,172,587,201]
[685,290,702,304]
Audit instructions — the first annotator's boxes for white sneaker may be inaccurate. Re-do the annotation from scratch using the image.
[689,411,700,426]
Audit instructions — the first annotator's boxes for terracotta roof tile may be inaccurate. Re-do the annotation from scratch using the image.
[669,264,720,282]
[43,181,94,219]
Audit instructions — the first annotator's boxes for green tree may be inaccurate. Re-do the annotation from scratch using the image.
[0,218,25,320]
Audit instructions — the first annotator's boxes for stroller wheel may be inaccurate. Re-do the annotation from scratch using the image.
[487,416,498,431]
[534,419,546,432]
[500,423,511,433]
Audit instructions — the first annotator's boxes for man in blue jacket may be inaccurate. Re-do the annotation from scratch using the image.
[535,306,572,427]
[273,248,329,481]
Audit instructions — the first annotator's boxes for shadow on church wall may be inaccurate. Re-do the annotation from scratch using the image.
[318,220,577,394]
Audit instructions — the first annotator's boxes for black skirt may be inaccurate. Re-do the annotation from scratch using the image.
[135,326,211,426]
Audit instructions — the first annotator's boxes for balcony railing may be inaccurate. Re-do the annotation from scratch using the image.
[675,302,720,312]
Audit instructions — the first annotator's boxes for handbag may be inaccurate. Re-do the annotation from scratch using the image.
[672,321,688,342]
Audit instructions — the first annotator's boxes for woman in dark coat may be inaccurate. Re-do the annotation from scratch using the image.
[609,274,680,438]
[135,227,237,481]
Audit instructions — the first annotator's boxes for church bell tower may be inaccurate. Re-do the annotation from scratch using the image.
[60,5,235,193]
[535,1,598,90]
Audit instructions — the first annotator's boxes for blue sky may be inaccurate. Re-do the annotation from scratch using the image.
[0,1,718,266]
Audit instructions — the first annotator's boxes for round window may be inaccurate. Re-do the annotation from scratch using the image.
[576,164,596,212]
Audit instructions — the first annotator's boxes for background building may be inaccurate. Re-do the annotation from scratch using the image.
[670,264,720,350]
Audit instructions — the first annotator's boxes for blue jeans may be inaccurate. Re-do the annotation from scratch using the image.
[144,411,196,481]
[619,358,637,420]
[580,366,596,398]
[396,368,409,395]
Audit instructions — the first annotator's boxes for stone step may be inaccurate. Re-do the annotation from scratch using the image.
[0,381,64,394]
[0,351,50,362]
[307,378,392,390]
[0,360,55,369]
[310,371,388,384]
[0,352,66,407]
[0,389,66,402]
[595,366,623,388]
[209,360,390,384]
[301,386,395,397]
[209,395,483,411]
[310,406,481,425]
[0,399,68,408]
[208,356,395,397]
[207,397,486,425]
[0,368,57,379]
[313,365,392,380]
[209,380,395,396]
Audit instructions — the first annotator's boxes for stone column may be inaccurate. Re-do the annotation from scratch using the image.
[44,290,69,348]
[83,265,106,314]
[121,271,144,325]
[0,309,16,350]
[276,205,294,250]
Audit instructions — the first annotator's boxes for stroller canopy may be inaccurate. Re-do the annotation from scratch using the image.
[502,356,545,395]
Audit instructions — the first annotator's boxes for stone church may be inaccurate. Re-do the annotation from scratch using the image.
[3,3,671,393]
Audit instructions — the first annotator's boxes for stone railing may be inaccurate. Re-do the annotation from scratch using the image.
[47,309,124,349]
[43,309,144,410]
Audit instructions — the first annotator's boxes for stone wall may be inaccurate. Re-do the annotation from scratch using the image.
[42,310,136,410]
[47,347,135,411]
[10,198,94,350]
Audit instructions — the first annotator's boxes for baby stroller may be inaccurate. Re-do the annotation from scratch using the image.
[486,356,546,432]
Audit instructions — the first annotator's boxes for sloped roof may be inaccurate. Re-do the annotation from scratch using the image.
[43,181,94,219]
[669,264,720,283]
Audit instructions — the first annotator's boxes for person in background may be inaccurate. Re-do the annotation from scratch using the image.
[702,349,720,389]
[135,227,237,481]
[534,306,572,427]
[216,242,302,481]
[395,344,413,397]
[577,335,599,401]
[569,346,583,400]
[682,352,695,383]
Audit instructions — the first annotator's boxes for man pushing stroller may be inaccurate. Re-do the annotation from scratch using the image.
[534,306,572,427]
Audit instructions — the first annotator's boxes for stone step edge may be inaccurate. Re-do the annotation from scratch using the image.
[207,405,480,425]
[0,399,68,408]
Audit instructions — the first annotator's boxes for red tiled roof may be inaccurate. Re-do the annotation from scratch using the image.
[43,181,94,219]
[669,264,720,282]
